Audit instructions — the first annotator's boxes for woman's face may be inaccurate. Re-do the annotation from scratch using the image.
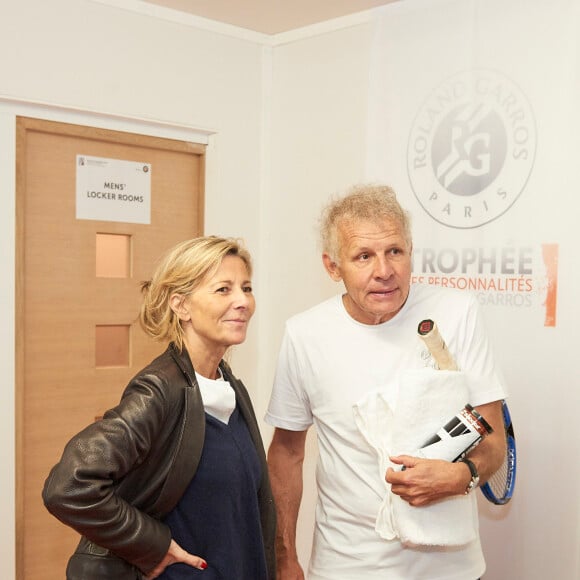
[176,255,255,354]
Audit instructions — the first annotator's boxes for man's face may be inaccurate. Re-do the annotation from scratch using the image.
[323,217,412,325]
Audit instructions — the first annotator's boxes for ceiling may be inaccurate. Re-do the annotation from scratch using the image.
[141,0,399,35]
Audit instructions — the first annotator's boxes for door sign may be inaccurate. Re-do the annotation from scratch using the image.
[76,155,151,224]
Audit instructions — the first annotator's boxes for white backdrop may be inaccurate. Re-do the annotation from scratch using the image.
[366,1,579,578]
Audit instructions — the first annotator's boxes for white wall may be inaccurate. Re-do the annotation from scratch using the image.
[264,22,376,562]
[263,5,580,579]
[1,1,578,579]
[0,111,17,580]
[0,0,267,577]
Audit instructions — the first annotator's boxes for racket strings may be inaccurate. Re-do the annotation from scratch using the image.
[485,432,516,501]
[487,456,509,496]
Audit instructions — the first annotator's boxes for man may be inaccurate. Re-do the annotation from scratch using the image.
[265,184,507,580]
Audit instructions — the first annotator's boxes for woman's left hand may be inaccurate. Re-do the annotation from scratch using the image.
[146,539,208,579]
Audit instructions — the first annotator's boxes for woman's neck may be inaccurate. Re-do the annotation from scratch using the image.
[182,337,226,380]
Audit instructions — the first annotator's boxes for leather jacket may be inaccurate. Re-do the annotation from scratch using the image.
[43,343,276,578]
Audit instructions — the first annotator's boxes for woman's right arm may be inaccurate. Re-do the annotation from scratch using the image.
[42,373,173,573]
[144,540,208,579]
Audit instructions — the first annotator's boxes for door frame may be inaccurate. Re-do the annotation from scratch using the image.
[0,97,215,579]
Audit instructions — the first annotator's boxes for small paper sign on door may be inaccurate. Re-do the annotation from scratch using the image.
[76,155,151,224]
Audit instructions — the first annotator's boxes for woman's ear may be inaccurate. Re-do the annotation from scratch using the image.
[322,253,342,282]
[169,293,191,321]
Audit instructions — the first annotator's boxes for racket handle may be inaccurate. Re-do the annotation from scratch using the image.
[418,319,459,371]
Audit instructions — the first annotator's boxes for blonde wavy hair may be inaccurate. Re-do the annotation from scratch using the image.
[139,236,252,351]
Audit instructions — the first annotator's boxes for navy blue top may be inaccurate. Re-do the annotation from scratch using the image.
[158,407,268,580]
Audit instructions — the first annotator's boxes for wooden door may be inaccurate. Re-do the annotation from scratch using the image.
[15,117,205,579]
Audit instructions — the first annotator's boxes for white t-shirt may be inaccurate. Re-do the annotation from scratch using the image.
[265,284,507,580]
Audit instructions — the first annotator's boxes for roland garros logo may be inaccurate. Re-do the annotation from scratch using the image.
[407,69,536,228]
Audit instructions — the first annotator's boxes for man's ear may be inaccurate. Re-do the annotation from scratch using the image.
[169,293,191,321]
[322,253,342,282]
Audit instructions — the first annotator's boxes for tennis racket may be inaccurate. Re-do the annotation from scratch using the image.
[418,318,516,505]
[480,400,516,504]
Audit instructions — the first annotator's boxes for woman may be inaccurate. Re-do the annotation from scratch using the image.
[43,236,276,579]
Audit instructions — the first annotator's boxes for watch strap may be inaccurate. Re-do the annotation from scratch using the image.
[461,457,479,494]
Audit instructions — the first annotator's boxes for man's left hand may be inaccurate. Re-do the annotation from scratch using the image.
[386,455,471,506]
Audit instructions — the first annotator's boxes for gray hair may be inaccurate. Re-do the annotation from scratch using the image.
[319,184,412,261]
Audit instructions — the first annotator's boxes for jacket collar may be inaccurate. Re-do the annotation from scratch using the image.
[168,342,197,387]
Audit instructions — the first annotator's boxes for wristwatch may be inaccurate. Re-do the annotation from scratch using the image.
[461,458,480,494]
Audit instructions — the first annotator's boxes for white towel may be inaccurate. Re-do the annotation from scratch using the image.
[353,368,479,547]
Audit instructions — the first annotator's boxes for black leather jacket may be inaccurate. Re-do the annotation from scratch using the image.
[43,343,276,578]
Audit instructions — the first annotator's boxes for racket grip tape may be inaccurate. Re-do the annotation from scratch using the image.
[417,319,459,371]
